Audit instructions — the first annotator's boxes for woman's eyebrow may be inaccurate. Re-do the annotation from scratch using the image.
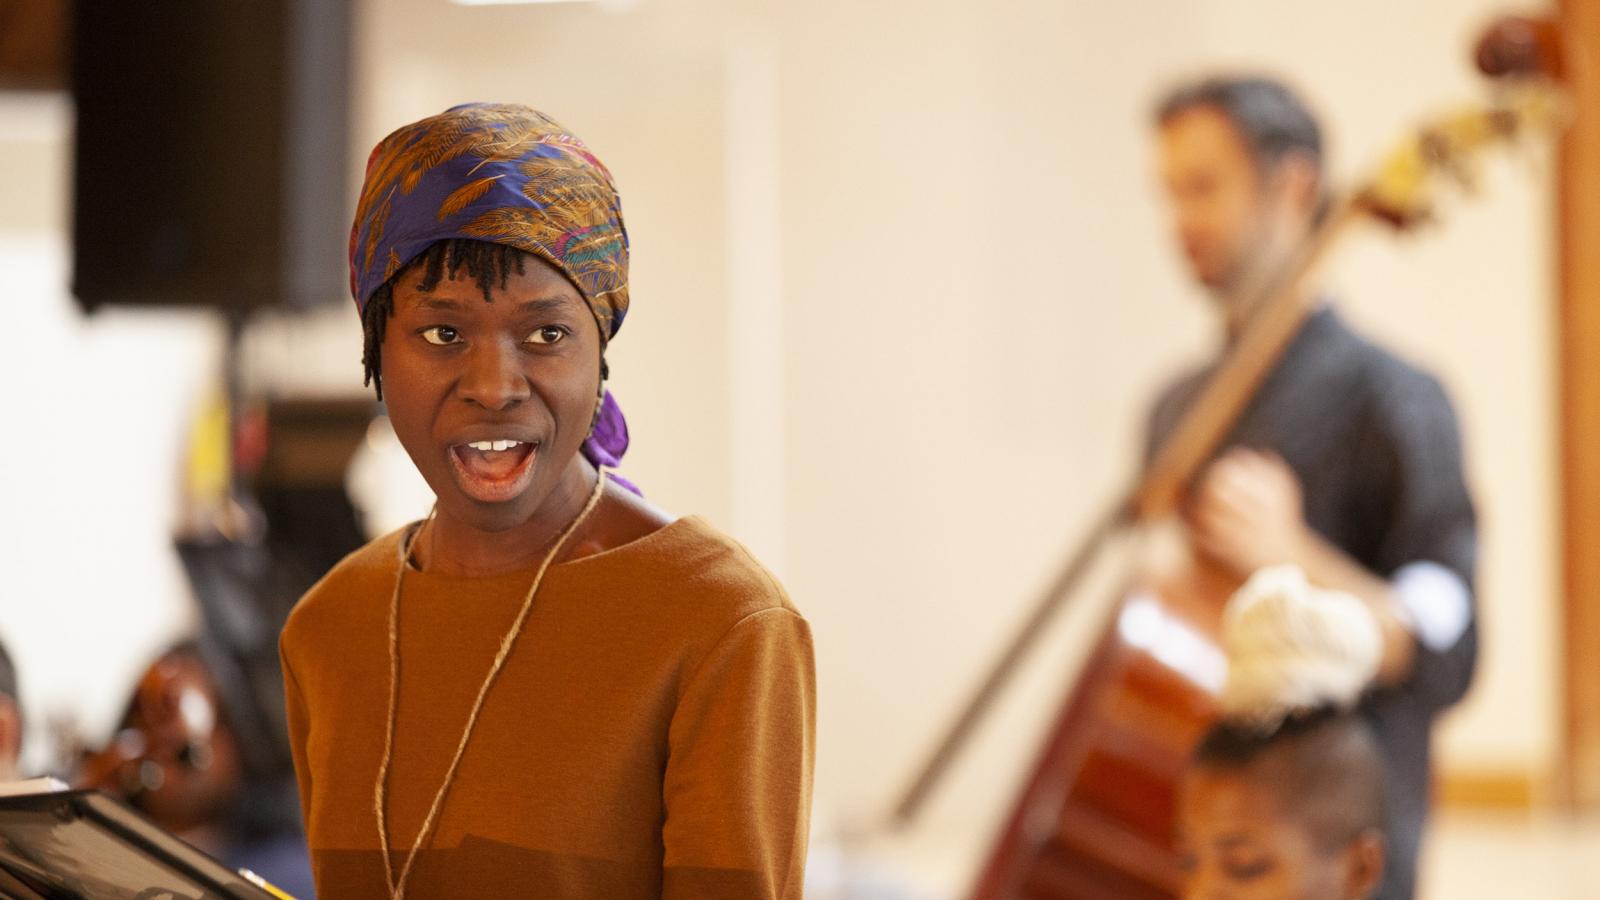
[407,295,576,313]
[515,296,579,315]
[413,295,468,311]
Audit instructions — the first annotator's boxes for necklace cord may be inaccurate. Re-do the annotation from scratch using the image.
[374,470,609,898]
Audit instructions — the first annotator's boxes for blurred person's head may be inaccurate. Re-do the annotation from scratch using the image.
[349,104,633,539]
[95,645,243,835]
[1179,708,1385,900]
[1154,76,1325,321]
[0,640,19,781]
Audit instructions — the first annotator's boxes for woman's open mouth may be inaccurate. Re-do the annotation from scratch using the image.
[448,439,539,503]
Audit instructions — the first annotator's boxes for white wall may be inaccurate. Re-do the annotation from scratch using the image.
[771,2,1215,886]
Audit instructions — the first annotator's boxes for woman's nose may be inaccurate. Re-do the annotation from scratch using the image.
[458,337,532,411]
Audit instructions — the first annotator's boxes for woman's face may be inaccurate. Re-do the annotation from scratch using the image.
[380,253,602,534]
[1179,768,1381,900]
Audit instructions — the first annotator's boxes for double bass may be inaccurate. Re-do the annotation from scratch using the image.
[887,19,1568,899]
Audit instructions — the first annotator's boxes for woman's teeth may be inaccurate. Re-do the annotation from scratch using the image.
[450,439,538,500]
[466,439,524,452]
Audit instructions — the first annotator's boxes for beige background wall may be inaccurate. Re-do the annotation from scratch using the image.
[0,0,1557,894]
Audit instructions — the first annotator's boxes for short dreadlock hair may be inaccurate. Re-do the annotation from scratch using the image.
[1192,706,1385,855]
[361,239,539,400]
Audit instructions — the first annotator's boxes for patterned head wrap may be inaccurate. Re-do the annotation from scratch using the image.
[350,103,635,485]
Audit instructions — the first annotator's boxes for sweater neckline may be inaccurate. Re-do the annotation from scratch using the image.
[395,514,704,583]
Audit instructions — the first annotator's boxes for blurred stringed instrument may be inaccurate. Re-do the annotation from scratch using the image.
[887,18,1568,899]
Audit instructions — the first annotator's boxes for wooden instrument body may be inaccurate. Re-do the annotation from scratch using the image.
[969,538,1238,900]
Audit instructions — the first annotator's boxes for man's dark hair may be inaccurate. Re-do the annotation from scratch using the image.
[361,239,534,400]
[1193,706,1385,854]
[1155,75,1324,185]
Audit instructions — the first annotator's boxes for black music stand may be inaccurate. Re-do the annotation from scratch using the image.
[0,788,290,899]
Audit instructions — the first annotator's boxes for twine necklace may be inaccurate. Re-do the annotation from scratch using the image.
[374,470,609,899]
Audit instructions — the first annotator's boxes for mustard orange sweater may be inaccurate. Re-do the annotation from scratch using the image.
[279,516,814,898]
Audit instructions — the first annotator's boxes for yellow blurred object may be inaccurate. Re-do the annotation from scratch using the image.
[176,384,255,540]
[184,386,232,512]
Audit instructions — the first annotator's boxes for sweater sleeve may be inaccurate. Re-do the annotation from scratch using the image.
[280,638,315,835]
[661,607,816,900]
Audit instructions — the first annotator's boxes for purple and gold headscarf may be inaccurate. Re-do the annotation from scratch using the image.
[350,103,634,484]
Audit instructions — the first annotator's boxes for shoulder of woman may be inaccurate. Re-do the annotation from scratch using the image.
[281,526,411,648]
[603,513,803,626]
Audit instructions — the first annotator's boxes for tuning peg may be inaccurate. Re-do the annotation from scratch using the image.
[1475,15,1565,82]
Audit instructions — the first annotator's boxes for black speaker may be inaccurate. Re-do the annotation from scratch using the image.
[71,0,350,313]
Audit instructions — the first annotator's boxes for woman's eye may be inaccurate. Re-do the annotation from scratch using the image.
[420,326,460,345]
[526,326,567,346]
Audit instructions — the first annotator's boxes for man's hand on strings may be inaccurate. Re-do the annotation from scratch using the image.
[1185,447,1309,577]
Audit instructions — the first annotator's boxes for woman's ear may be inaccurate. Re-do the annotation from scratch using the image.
[1344,829,1386,899]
